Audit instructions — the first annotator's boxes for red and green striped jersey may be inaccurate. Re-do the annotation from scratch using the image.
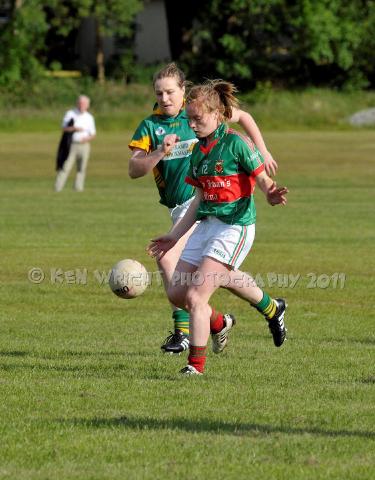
[186,123,264,225]
[129,105,197,208]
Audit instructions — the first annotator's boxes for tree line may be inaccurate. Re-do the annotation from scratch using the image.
[0,0,374,90]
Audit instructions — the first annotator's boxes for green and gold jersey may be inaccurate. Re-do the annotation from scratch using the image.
[186,123,265,225]
[129,105,198,208]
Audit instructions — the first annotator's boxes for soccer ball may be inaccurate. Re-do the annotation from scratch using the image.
[109,259,148,299]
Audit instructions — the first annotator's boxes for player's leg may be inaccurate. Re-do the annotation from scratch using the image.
[54,144,78,192]
[172,256,231,375]
[188,218,252,356]
[74,143,90,191]
[224,270,287,347]
[205,220,287,347]
[167,219,239,374]
[158,227,194,354]
[158,199,197,354]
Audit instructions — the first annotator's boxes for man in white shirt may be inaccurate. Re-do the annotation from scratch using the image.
[54,95,96,192]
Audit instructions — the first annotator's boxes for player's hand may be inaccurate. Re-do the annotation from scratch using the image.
[162,134,180,155]
[263,151,278,177]
[147,235,178,260]
[266,182,289,206]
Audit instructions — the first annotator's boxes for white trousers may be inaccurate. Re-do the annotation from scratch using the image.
[55,143,91,192]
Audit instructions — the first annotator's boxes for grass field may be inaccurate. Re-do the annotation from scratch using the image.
[0,128,374,479]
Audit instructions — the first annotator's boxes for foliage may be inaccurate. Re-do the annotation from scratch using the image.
[62,0,143,81]
[1,79,375,133]
[84,0,141,38]
[0,76,154,109]
[0,0,49,85]
[0,0,142,85]
[0,0,374,89]
[179,0,375,89]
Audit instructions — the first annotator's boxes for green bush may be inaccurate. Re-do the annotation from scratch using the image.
[0,77,154,109]
[239,87,375,129]
[0,78,374,132]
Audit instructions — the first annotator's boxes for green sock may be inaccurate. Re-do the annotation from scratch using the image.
[172,310,189,335]
[254,292,277,319]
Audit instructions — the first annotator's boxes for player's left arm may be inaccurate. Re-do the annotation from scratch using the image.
[230,108,278,176]
[255,170,288,206]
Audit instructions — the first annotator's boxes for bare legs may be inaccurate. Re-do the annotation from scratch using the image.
[168,257,265,346]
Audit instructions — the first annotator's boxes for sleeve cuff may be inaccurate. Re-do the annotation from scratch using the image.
[251,164,265,177]
[128,141,150,153]
[185,176,200,187]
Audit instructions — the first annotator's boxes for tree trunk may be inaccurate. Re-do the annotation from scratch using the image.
[95,18,105,84]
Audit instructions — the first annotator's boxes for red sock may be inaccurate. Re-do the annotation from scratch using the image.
[210,307,225,334]
[188,345,207,373]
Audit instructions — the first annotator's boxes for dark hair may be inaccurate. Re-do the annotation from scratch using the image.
[186,79,239,121]
[153,62,186,89]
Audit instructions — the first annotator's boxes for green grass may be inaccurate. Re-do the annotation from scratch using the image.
[0,129,374,479]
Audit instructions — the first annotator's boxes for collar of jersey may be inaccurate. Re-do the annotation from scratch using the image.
[199,123,227,155]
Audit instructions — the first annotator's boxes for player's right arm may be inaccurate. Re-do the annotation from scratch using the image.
[128,147,164,178]
[128,134,179,179]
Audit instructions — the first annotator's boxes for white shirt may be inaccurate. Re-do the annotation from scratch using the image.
[62,108,96,143]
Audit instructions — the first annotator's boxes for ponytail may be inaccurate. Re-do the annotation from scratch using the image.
[186,79,239,121]
[211,80,239,120]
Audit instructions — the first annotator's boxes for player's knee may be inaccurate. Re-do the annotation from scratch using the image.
[185,288,205,312]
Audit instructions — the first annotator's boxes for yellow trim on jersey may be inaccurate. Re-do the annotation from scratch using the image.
[128,135,152,153]
[153,105,164,115]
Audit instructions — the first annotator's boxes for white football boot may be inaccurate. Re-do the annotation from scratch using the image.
[211,313,236,354]
[180,365,203,376]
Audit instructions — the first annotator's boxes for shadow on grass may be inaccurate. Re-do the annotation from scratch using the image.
[41,350,129,359]
[361,376,375,384]
[59,415,375,439]
[0,350,28,357]
[0,362,129,373]
[322,337,375,346]
[0,349,152,360]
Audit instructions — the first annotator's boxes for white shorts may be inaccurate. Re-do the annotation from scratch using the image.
[180,216,255,271]
[169,197,195,225]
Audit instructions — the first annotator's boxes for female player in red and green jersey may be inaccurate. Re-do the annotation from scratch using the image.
[129,63,278,355]
[148,80,289,375]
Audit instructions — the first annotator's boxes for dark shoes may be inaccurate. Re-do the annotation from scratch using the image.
[161,330,189,354]
[267,298,287,347]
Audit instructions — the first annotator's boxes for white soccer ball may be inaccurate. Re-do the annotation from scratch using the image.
[109,259,148,299]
